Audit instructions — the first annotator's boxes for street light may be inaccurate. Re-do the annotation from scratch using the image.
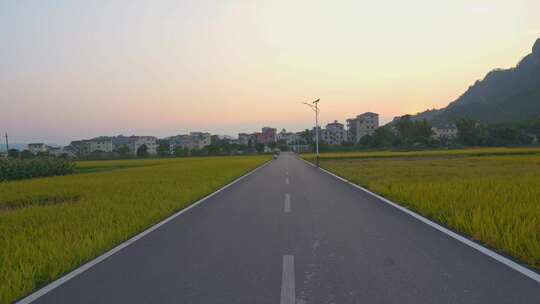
[303,98,320,167]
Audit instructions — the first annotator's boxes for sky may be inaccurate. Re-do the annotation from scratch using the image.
[1,0,539,145]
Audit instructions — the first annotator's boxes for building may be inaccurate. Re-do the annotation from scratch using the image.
[47,146,77,158]
[89,139,114,153]
[432,125,458,140]
[238,133,254,146]
[131,136,158,154]
[169,132,211,153]
[189,132,211,149]
[255,127,276,144]
[28,143,48,155]
[277,129,300,146]
[347,112,379,143]
[68,135,155,156]
[69,138,113,155]
[111,136,157,155]
[321,120,347,145]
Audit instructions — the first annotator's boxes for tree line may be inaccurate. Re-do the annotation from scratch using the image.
[313,115,540,152]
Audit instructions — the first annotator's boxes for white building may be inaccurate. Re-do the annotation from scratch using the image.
[432,125,458,140]
[28,143,48,155]
[169,132,211,153]
[190,132,211,149]
[347,112,379,143]
[69,139,113,155]
[131,136,158,155]
[277,129,300,146]
[88,139,114,153]
[321,120,347,145]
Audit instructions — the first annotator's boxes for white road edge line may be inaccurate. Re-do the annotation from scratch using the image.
[15,160,273,304]
[285,177,289,185]
[280,255,295,304]
[284,193,291,213]
[299,156,540,283]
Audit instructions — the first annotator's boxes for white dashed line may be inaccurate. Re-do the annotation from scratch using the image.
[280,255,295,304]
[284,193,291,213]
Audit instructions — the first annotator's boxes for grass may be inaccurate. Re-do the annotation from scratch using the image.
[310,146,540,160]
[0,155,269,304]
[303,147,540,270]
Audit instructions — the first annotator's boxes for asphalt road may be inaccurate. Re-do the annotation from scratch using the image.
[27,152,540,303]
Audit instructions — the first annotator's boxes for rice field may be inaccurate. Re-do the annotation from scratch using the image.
[0,156,269,304]
[303,147,540,270]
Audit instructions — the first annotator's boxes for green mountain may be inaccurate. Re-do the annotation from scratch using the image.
[414,38,540,126]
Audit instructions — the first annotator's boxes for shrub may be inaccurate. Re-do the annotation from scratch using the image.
[0,158,75,181]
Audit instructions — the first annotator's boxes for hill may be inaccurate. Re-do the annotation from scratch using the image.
[413,38,540,125]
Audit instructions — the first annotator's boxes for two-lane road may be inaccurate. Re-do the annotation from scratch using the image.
[24,152,540,303]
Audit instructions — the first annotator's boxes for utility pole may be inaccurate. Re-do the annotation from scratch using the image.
[4,132,8,152]
[303,98,320,167]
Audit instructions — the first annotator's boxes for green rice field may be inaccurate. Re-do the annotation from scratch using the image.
[0,156,269,304]
[303,147,540,270]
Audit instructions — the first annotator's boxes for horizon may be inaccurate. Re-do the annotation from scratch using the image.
[1,1,539,145]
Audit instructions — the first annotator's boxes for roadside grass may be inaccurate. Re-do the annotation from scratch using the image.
[303,147,540,270]
[0,156,269,304]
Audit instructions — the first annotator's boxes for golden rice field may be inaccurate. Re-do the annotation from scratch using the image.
[0,156,269,304]
[303,147,540,270]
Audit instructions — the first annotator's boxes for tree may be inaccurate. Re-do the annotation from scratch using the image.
[371,126,398,147]
[8,149,20,158]
[36,151,49,158]
[157,139,170,156]
[357,134,375,147]
[394,116,433,146]
[456,118,485,146]
[21,150,34,159]
[115,146,131,157]
[174,146,189,157]
[136,144,149,157]
[255,143,265,152]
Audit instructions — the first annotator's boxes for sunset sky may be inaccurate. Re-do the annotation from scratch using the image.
[1,0,539,144]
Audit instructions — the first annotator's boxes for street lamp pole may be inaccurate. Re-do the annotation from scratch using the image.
[303,99,320,167]
[4,132,8,152]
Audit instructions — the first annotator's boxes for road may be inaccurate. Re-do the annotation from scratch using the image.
[26,152,540,303]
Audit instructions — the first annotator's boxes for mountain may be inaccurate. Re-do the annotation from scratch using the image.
[413,38,540,126]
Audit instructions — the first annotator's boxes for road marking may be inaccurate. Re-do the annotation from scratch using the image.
[285,177,289,185]
[15,161,272,304]
[284,193,291,213]
[280,255,295,304]
[298,156,540,283]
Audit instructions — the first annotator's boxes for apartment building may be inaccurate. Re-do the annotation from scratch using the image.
[28,143,48,155]
[189,132,211,149]
[69,138,114,155]
[89,139,114,153]
[110,136,157,155]
[277,129,300,146]
[256,127,277,144]
[347,112,379,143]
[169,132,211,153]
[321,120,347,145]
[238,133,254,146]
[131,136,158,154]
